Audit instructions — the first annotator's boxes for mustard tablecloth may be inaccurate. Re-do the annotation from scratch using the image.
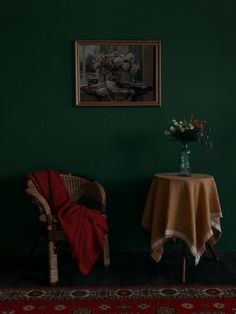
[141,173,222,265]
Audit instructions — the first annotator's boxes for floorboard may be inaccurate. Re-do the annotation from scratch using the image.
[0,250,236,287]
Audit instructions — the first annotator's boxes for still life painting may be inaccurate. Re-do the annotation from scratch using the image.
[75,40,161,107]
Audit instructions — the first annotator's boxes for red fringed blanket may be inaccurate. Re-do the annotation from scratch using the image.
[26,169,108,275]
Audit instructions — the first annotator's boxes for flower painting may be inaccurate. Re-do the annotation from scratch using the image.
[75,40,161,107]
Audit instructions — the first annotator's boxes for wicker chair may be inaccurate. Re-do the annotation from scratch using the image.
[25,173,110,285]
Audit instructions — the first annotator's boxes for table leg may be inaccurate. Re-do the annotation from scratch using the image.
[182,241,187,283]
[206,242,219,262]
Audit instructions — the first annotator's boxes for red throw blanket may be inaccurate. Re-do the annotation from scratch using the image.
[26,169,108,275]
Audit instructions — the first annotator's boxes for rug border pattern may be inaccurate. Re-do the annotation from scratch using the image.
[0,286,236,301]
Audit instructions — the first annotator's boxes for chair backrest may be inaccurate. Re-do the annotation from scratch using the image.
[26,173,106,214]
[60,174,106,212]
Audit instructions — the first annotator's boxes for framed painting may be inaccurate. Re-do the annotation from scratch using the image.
[75,40,161,107]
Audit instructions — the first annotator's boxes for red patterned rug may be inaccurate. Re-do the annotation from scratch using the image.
[0,286,236,313]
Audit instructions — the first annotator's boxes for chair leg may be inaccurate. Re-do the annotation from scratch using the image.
[206,242,219,262]
[182,241,187,283]
[48,241,59,285]
[103,234,110,267]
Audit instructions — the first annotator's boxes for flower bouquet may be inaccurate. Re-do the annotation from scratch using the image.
[165,116,213,176]
[165,116,213,150]
[93,52,139,84]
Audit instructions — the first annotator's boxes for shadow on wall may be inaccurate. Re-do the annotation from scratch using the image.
[110,128,159,176]
[0,174,40,255]
[106,178,151,254]
[102,129,161,253]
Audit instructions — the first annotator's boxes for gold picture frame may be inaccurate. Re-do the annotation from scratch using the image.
[75,40,161,107]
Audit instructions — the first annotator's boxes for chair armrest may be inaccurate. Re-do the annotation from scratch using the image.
[93,180,107,214]
[80,178,107,214]
[25,188,54,226]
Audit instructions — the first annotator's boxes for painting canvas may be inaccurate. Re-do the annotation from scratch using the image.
[75,40,161,107]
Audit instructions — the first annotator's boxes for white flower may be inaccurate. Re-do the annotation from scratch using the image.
[170,126,175,132]
[126,52,135,63]
[113,57,123,67]
[98,53,104,61]
[110,51,118,58]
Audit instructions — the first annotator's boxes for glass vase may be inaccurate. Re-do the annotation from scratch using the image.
[179,143,191,177]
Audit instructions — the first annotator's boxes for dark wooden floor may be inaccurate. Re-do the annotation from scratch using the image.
[1,249,236,287]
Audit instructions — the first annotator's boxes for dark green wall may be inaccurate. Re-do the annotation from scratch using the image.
[1,0,236,255]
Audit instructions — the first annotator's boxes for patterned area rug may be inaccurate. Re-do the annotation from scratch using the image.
[0,286,236,313]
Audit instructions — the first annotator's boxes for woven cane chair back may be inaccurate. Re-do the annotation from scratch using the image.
[60,174,106,212]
